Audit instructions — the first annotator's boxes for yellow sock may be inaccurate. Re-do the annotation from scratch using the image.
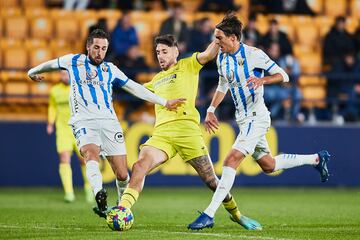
[119,188,139,208]
[80,165,91,190]
[59,163,74,194]
[223,195,242,221]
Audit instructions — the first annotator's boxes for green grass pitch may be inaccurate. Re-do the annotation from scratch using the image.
[0,187,359,240]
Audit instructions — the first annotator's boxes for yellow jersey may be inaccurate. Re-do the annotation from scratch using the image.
[144,53,203,127]
[48,82,71,131]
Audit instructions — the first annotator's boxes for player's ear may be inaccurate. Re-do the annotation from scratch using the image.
[174,46,179,58]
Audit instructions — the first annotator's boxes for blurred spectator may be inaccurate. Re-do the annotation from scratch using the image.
[138,0,168,11]
[198,0,240,12]
[329,52,360,121]
[117,46,149,79]
[188,17,213,52]
[242,15,261,47]
[264,43,302,121]
[352,23,360,57]
[88,0,111,9]
[260,19,293,57]
[64,0,89,10]
[109,12,139,61]
[115,46,149,119]
[323,16,355,70]
[159,3,189,54]
[253,0,315,15]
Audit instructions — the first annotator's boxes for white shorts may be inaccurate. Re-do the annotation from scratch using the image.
[233,114,271,160]
[71,119,126,156]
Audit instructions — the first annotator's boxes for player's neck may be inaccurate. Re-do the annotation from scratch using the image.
[229,42,241,55]
[163,61,177,71]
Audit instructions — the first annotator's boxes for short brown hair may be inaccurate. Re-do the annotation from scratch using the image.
[86,29,109,46]
[154,34,178,48]
[216,12,243,41]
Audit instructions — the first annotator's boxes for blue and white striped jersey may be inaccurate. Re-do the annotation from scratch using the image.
[58,54,129,124]
[217,43,282,121]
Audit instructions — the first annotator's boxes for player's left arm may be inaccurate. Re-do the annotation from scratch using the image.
[246,49,289,90]
[27,59,60,82]
[196,40,220,65]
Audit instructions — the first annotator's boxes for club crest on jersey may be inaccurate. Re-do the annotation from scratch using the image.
[101,65,109,72]
[236,56,244,66]
[86,69,98,79]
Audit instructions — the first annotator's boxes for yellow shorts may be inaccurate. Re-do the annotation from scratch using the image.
[56,127,80,156]
[142,120,208,161]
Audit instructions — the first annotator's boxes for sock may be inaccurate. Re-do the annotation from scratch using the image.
[119,188,139,208]
[222,195,242,221]
[59,163,74,194]
[85,160,103,195]
[81,165,91,190]
[204,166,237,218]
[274,154,319,172]
[116,175,130,201]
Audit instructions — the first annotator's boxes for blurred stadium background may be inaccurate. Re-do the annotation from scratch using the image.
[0,0,360,239]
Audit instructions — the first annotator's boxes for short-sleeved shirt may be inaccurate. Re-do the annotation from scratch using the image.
[144,53,203,128]
[57,54,129,124]
[217,43,282,122]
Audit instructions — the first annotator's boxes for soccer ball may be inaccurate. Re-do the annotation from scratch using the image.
[106,206,134,231]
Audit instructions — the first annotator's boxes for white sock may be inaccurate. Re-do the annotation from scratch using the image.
[116,175,129,201]
[274,154,319,171]
[204,166,236,218]
[86,160,103,195]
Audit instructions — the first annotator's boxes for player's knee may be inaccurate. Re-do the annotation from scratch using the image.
[115,171,128,181]
[224,151,244,168]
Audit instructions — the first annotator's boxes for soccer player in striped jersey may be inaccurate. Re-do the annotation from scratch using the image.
[47,70,92,203]
[28,29,184,217]
[188,13,331,230]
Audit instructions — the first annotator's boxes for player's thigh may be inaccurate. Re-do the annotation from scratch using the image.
[141,134,176,162]
[106,155,128,180]
[99,119,127,156]
[56,130,75,155]
[173,135,208,162]
[71,120,102,154]
[135,145,169,175]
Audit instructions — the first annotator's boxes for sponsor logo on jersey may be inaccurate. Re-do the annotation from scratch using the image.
[101,65,109,72]
[154,74,177,88]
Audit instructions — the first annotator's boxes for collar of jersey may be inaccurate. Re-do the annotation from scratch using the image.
[229,43,242,57]
[162,61,179,73]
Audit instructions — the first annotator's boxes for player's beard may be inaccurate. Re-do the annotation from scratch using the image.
[89,55,104,66]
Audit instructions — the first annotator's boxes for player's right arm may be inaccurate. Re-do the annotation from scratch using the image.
[47,88,56,135]
[27,54,73,82]
[112,66,185,110]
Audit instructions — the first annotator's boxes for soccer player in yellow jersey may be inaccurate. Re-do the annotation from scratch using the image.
[47,70,93,203]
[120,34,258,229]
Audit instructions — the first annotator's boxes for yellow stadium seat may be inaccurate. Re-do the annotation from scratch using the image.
[55,18,79,41]
[350,0,360,16]
[5,17,28,39]
[30,17,53,40]
[25,39,47,49]
[300,84,327,108]
[298,52,322,74]
[29,48,53,67]
[25,8,49,18]
[79,18,99,39]
[345,17,359,34]
[0,39,22,49]
[30,81,52,96]
[296,25,319,48]
[324,0,347,16]
[293,44,314,58]
[0,18,3,38]
[290,15,313,25]
[255,14,269,35]
[5,80,30,103]
[98,9,121,31]
[1,71,26,82]
[1,8,22,18]
[0,0,18,8]
[306,0,323,13]
[149,11,169,35]
[50,9,76,19]
[50,39,73,57]
[315,16,334,37]
[21,0,45,8]
[298,76,327,86]
[3,48,28,70]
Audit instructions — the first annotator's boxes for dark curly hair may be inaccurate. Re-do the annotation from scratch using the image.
[216,12,243,41]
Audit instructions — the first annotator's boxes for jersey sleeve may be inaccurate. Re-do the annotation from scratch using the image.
[47,88,57,124]
[111,65,130,88]
[183,52,204,74]
[57,54,75,70]
[252,49,278,72]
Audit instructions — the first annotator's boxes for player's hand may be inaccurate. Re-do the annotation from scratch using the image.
[165,98,186,110]
[29,74,44,82]
[47,124,54,135]
[246,76,265,90]
[205,112,219,134]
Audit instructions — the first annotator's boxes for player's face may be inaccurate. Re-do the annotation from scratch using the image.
[87,38,108,65]
[214,29,237,53]
[60,70,70,85]
[156,44,179,70]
